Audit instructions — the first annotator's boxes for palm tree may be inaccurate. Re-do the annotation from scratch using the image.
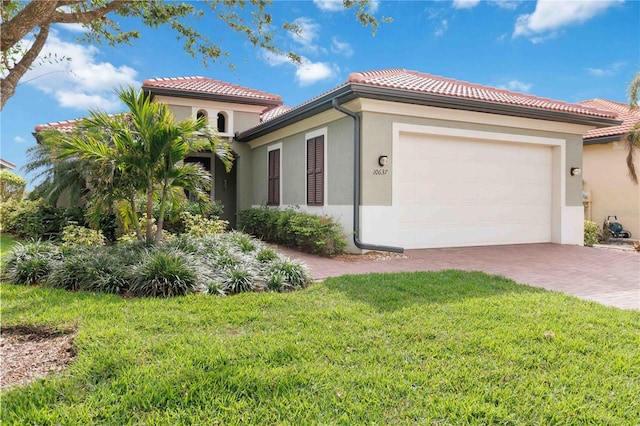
[627,72,640,184]
[39,86,232,242]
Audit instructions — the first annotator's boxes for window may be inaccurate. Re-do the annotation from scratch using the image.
[217,112,226,133]
[196,110,208,122]
[306,135,324,206]
[268,149,280,205]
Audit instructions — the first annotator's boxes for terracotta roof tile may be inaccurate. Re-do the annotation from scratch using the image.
[143,76,282,104]
[34,118,83,133]
[347,69,617,119]
[579,98,639,139]
[260,105,292,123]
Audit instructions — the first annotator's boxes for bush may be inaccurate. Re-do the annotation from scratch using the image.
[0,170,26,202]
[181,212,227,237]
[584,220,599,247]
[61,224,106,247]
[238,207,347,257]
[267,259,309,291]
[4,232,311,298]
[0,199,83,240]
[3,242,62,285]
[129,250,204,297]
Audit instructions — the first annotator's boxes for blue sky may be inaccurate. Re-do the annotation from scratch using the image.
[1,0,638,183]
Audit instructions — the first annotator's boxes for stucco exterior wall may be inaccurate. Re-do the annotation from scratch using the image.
[583,141,640,237]
[168,105,192,122]
[235,111,261,133]
[250,118,354,206]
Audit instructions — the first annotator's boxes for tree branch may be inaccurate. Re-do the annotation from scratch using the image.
[50,1,130,24]
[1,23,49,110]
[0,1,57,51]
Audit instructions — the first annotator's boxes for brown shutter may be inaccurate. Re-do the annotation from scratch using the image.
[307,139,315,205]
[314,136,324,205]
[268,149,280,205]
[307,136,324,206]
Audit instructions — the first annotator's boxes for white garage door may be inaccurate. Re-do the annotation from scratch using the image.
[396,133,552,248]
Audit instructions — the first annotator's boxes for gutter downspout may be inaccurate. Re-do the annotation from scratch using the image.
[331,98,404,254]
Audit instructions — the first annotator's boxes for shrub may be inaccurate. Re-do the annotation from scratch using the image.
[181,212,227,237]
[256,247,278,263]
[584,220,599,247]
[0,200,81,240]
[129,250,203,297]
[221,266,256,294]
[61,224,106,247]
[0,170,26,202]
[4,232,312,298]
[267,259,310,291]
[238,207,347,257]
[3,242,62,285]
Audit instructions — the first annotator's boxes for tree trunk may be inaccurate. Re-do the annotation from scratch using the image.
[146,183,154,243]
[1,23,49,110]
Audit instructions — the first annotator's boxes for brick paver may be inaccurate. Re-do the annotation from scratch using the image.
[275,244,640,310]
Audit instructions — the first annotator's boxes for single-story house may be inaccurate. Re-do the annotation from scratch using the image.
[38,69,621,252]
[579,98,640,238]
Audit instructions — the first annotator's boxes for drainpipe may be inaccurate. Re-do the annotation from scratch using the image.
[331,98,404,254]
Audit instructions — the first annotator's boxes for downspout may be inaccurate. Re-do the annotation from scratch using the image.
[331,98,404,253]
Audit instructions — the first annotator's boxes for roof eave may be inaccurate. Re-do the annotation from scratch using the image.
[583,134,624,145]
[236,83,622,142]
[143,86,282,108]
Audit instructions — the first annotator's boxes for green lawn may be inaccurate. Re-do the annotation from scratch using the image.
[0,233,18,261]
[2,271,639,424]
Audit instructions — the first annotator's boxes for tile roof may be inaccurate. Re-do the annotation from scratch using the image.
[143,76,282,104]
[34,118,83,133]
[347,69,617,119]
[578,98,640,139]
[260,105,292,123]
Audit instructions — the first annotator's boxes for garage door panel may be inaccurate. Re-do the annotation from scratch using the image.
[399,223,551,249]
[396,133,552,248]
[399,182,551,205]
[399,205,551,227]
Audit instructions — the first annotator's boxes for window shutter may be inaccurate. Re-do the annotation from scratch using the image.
[314,137,324,205]
[268,149,280,205]
[307,136,324,206]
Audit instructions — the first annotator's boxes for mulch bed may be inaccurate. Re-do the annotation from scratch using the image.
[1,325,77,390]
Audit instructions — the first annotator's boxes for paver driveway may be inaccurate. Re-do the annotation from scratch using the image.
[276,244,640,310]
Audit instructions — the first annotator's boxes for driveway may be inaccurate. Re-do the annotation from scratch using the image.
[275,244,640,310]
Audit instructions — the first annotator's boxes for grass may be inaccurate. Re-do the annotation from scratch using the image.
[0,233,18,261]
[2,270,639,424]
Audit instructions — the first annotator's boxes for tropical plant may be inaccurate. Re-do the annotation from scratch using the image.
[36,86,233,243]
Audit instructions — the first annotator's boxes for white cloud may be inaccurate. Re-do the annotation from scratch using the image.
[290,17,322,54]
[586,61,626,77]
[434,19,449,37]
[13,136,26,143]
[314,0,343,12]
[314,0,379,13]
[452,0,481,10]
[514,0,622,40]
[260,50,336,86]
[488,0,521,10]
[22,31,139,111]
[56,23,89,33]
[296,59,336,86]
[331,37,353,57]
[498,80,532,93]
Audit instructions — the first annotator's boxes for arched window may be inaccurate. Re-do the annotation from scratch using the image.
[196,110,208,122]
[217,112,227,133]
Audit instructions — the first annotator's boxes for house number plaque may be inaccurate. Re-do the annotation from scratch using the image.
[373,169,388,176]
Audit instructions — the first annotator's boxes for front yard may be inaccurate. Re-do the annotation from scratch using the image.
[2,270,639,424]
